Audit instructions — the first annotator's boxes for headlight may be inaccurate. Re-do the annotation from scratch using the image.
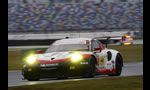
[26,55,37,64]
[71,53,83,62]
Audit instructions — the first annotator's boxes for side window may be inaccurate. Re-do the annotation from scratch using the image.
[91,40,100,51]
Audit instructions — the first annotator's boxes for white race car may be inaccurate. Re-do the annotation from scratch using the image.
[22,38,123,81]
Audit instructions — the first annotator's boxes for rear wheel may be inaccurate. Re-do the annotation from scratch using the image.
[109,54,123,76]
[83,57,96,78]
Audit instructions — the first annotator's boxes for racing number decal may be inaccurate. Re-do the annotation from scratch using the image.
[100,56,104,66]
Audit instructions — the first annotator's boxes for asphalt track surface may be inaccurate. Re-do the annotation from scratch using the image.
[8,62,143,87]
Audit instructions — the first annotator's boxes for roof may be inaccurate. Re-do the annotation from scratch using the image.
[52,38,92,45]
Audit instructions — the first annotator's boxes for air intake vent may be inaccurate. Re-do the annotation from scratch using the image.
[51,58,55,60]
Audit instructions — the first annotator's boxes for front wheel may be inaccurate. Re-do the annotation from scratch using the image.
[109,54,123,76]
[23,70,40,81]
[83,57,96,78]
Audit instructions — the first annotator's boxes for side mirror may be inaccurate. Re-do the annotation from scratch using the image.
[94,47,102,52]
[37,50,43,54]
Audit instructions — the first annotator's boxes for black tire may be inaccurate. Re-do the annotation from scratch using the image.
[109,54,123,76]
[24,72,40,81]
[83,57,96,78]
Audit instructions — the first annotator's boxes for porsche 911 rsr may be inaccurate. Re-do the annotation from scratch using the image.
[22,38,123,81]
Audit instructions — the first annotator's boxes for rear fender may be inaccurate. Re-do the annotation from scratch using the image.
[102,49,121,68]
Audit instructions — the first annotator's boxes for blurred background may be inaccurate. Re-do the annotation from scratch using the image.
[8,0,143,46]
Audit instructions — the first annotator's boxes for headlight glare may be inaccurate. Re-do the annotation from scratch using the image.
[26,55,37,64]
[71,53,83,62]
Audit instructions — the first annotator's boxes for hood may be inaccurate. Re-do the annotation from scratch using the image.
[35,52,72,61]
[35,51,93,62]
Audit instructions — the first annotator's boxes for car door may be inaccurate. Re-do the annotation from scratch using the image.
[91,40,105,70]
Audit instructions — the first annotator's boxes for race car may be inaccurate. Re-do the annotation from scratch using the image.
[120,34,134,45]
[22,38,123,81]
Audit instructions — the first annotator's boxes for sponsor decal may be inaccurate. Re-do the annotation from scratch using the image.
[99,67,105,70]
[80,62,88,64]
[112,60,115,68]
[100,56,104,66]
[112,60,115,64]
[40,63,59,67]
[41,64,46,67]
[107,63,111,65]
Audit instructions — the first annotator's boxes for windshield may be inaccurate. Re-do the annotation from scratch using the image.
[46,44,89,53]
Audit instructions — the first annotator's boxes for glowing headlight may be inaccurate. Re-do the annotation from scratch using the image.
[26,55,37,64]
[71,53,83,62]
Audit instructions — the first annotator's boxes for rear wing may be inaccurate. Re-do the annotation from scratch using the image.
[93,37,121,48]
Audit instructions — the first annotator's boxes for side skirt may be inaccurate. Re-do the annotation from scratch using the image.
[96,67,116,75]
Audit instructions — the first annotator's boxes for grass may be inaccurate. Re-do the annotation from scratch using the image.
[108,44,143,62]
[8,44,143,70]
[8,75,143,90]
[8,50,23,70]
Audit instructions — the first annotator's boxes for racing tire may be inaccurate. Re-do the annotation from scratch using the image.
[83,57,96,78]
[23,72,40,81]
[109,54,123,76]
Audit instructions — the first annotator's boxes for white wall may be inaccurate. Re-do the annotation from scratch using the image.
[8,31,132,40]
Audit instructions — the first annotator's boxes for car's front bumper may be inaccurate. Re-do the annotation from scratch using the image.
[22,60,90,79]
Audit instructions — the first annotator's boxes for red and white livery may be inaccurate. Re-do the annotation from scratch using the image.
[22,38,123,81]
